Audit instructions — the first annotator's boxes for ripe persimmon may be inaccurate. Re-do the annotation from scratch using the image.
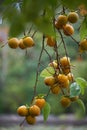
[63,24,74,36]
[68,12,79,23]
[26,115,36,125]
[61,96,71,107]
[46,36,56,47]
[57,74,69,88]
[19,39,26,49]
[60,56,71,74]
[67,73,74,82]
[55,15,68,29]
[48,60,58,69]
[44,76,56,86]
[51,84,60,94]
[8,37,19,49]
[79,39,87,51]
[35,98,46,109]
[29,105,40,116]
[23,36,34,47]
[17,105,29,116]
[60,56,70,66]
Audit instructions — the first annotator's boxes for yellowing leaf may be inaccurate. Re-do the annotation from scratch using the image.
[40,67,55,77]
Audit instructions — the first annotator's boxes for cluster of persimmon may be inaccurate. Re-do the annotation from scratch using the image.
[44,56,78,108]
[55,12,79,36]
[7,36,34,49]
[55,12,87,53]
[46,11,87,54]
[17,97,46,125]
[46,12,77,47]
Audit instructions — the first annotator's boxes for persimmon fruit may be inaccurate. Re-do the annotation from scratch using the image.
[8,37,19,49]
[29,105,40,116]
[19,39,26,49]
[23,36,34,47]
[63,24,74,36]
[68,12,79,23]
[46,36,56,47]
[79,39,87,51]
[44,76,56,86]
[57,74,69,88]
[55,15,68,29]
[26,115,36,125]
[35,98,46,109]
[17,105,29,116]
[51,84,60,94]
[61,96,71,107]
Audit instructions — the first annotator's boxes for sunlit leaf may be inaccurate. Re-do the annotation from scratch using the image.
[40,67,55,77]
[42,102,51,121]
[76,77,87,95]
[70,82,81,97]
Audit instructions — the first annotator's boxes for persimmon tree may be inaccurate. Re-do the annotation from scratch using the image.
[0,0,87,126]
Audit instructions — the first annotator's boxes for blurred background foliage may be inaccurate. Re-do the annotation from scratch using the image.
[0,0,87,118]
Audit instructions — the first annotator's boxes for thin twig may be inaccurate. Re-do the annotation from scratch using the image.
[45,88,51,99]
[44,48,52,62]
[20,118,26,127]
[70,35,79,45]
[58,30,68,57]
[32,30,37,38]
[27,24,33,35]
[1,42,8,48]
[53,18,61,73]
[31,35,45,103]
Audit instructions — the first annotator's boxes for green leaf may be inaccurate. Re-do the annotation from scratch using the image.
[42,102,51,122]
[40,67,55,77]
[76,77,87,95]
[80,17,87,40]
[3,0,17,5]
[76,99,85,114]
[34,16,55,36]
[70,82,81,97]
